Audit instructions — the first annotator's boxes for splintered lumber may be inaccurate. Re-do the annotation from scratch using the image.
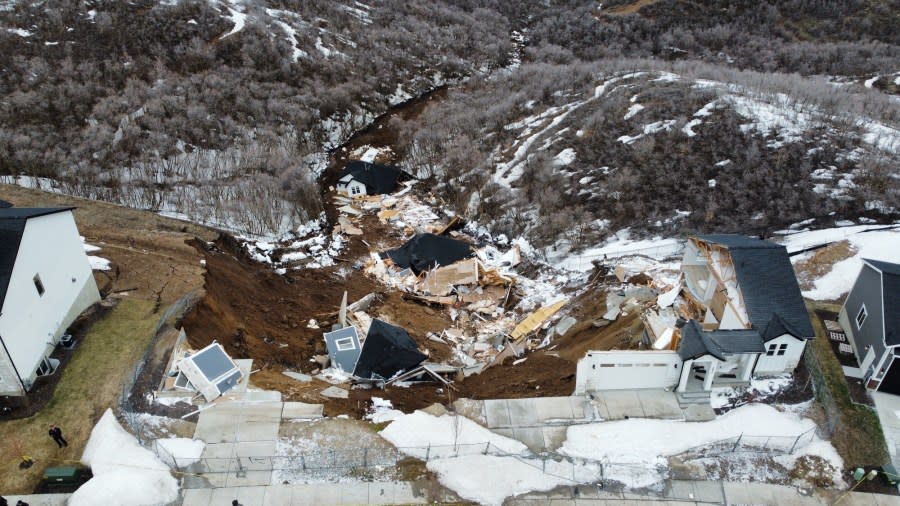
[510,298,569,343]
[338,216,363,235]
[338,205,362,216]
[435,216,460,236]
[418,258,479,296]
[377,209,401,222]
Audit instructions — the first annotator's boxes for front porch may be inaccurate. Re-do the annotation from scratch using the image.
[676,355,755,406]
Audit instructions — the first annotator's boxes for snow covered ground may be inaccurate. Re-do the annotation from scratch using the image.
[560,403,841,489]
[781,225,900,300]
[70,409,179,506]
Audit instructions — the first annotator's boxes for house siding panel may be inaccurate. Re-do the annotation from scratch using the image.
[842,264,885,374]
[754,334,806,374]
[0,212,100,391]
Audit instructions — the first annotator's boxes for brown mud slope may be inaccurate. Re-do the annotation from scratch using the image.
[181,234,577,414]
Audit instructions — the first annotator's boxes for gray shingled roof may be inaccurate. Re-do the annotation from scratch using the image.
[865,258,900,347]
[0,207,75,313]
[695,234,814,340]
[677,320,765,360]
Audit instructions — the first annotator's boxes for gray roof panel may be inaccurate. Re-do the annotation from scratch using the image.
[192,344,236,381]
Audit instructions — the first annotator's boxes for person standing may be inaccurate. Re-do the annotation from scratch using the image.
[48,424,68,448]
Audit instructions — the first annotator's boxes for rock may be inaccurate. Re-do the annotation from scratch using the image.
[320,386,349,399]
[554,316,578,336]
[283,371,312,382]
[420,403,448,417]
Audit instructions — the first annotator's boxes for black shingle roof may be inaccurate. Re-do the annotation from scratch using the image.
[865,259,900,347]
[0,199,12,208]
[339,161,402,195]
[0,207,74,312]
[695,234,814,340]
[677,320,765,360]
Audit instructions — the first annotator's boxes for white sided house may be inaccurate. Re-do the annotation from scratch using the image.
[576,235,814,405]
[839,259,900,394]
[335,160,403,197]
[0,207,101,396]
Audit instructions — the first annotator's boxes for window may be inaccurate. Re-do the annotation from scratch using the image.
[350,186,361,195]
[36,357,54,377]
[766,344,776,356]
[777,343,788,356]
[856,304,868,328]
[33,274,45,296]
[335,337,356,351]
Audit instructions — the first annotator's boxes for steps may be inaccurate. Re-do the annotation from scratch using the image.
[676,389,711,408]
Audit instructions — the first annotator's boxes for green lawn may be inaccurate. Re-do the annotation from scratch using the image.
[0,298,159,494]
[805,302,889,467]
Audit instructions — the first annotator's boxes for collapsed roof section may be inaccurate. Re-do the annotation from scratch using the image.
[353,319,427,380]
[338,161,403,195]
[175,342,243,402]
[383,233,474,274]
[324,326,362,373]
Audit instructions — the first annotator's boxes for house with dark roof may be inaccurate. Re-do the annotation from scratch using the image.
[335,160,404,197]
[839,259,900,395]
[0,207,100,396]
[672,235,815,401]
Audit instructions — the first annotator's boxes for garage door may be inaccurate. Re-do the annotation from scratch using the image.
[575,351,683,394]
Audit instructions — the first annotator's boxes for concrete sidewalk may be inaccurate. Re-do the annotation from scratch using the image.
[181,481,441,505]
[483,392,691,452]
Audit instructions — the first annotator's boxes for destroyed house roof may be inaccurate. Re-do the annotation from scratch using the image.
[694,234,814,340]
[677,320,765,361]
[384,233,474,274]
[353,319,426,380]
[339,161,403,195]
[178,342,242,400]
[0,207,75,314]
[863,258,900,347]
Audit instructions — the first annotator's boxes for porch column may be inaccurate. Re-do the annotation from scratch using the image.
[703,360,718,391]
[741,354,754,382]
[677,359,693,392]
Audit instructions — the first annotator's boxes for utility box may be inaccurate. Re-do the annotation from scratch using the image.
[36,466,92,493]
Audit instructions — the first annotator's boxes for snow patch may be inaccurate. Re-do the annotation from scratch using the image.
[70,409,178,506]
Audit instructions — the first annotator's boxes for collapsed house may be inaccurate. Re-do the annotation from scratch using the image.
[323,318,428,382]
[577,235,814,405]
[383,233,474,274]
[336,160,404,197]
[157,331,249,403]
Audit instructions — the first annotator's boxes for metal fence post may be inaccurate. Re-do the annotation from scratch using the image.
[363,448,368,468]
[731,434,742,452]
[425,444,430,462]
[332,450,336,468]
[790,433,801,453]
[301,455,306,470]
[484,442,490,455]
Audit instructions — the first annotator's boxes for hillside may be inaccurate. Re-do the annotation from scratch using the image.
[0,0,898,246]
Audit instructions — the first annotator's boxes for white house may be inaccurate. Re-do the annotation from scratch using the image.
[0,207,101,396]
[576,235,815,405]
[335,160,403,197]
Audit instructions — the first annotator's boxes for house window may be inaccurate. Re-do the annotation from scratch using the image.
[766,344,777,356]
[856,304,868,328]
[335,337,356,351]
[777,344,788,356]
[33,274,46,296]
[36,357,55,377]
[350,186,361,195]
